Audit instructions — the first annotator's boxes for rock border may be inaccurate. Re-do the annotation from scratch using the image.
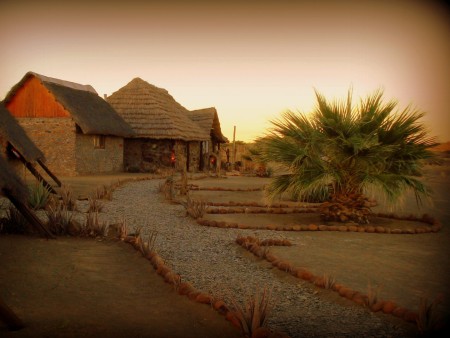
[120,234,287,338]
[196,212,442,235]
[235,235,420,325]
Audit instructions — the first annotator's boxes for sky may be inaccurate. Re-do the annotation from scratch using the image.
[1,0,449,142]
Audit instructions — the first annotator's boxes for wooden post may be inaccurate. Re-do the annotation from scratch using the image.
[37,159,61,187]
[23,161,57,194]
[6,191,55,239]
[232,126,236,169]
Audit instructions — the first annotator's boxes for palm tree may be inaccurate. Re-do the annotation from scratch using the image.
[256,89,438,224]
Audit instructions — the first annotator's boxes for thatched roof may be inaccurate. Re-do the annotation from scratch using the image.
[188,107,229,143]
[0,154,28,203]
[106,78,209,141]
[0,104,44,162]
[3,72,134,138]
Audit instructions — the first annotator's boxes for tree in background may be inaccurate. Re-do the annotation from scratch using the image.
[256,89,438,224]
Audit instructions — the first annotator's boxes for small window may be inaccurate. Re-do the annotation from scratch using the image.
[94,135,105,149]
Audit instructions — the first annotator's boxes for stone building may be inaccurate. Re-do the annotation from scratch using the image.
[188,107,229,171]
[0,104,60,191]
[106,78,211,172]
[3,72,134,176]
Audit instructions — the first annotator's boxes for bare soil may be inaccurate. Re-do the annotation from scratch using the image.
[0,235,240,338]
[2,162,449,336]
[194,165,450,321]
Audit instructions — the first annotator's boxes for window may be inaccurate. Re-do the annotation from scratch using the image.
[94,135,105,149]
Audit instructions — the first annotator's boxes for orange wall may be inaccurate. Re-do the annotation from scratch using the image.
[6,77,70,118]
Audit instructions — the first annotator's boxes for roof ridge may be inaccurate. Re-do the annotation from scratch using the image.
[30,71,98,94]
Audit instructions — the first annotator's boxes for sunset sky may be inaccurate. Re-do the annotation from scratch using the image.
[1,0,449,142]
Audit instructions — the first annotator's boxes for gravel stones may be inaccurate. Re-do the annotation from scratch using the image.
[102,180,409,338]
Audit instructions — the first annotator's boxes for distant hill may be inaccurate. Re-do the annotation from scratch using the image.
[432,141,450,152]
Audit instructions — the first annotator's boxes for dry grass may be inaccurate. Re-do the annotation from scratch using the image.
[157,176,176,201]
[60,184,77,211]
[45,204,74,236]
[230,287,272,337]
[117,218,129,240]
[322,274,336,290]
[181,194,208,219]
[84,211,109,237]
[88,196,104,213]
[138,229,158,256]
[365,282,382,308]
[94,185,113,200]
[416,296,443,336]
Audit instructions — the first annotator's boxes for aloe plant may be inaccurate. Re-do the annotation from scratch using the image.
[28,181,51,210]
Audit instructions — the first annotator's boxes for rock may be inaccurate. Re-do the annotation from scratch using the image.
[371,301,385,312]
[375,226,385,233]
[382,301,397,314]
[365,226,375,233]
[307,224,318,231]
[347,225,358,232]
[195,293,213,304]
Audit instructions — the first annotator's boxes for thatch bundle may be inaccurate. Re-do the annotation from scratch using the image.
[106,78,209,141]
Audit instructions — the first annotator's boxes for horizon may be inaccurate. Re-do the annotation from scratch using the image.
[1,0,449,143]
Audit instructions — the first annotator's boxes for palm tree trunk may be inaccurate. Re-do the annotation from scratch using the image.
[319,192,375,224]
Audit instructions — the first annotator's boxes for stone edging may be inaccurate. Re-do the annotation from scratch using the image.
[196,213,442,235]
[235,235,420,325]
[190,186,263,192]
[120,234,287,338]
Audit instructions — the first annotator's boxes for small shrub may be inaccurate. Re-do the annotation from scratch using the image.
[417,296,443,336]
[60,184,77,211]
[365,282,382,308]
[94,185,113,200]
[117,218,129,240]
[46,204,73,235]
[139,229,158,256]
[181,194,208,219]
[88,197,104,213]
[28,181,51,210]
[323,274,336,290]
[230,287,272,337]
[163,176,175,201]
[84,211,109,237]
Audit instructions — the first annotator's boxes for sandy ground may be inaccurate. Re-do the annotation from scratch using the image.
[2,162,449,335]
[195,164,450,321]
[0,235,240,338]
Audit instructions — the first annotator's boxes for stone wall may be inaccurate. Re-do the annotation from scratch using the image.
[75,134,124,174]
[123,138,202,173]
[174,140,187,172]
[124,138,174,172]
[16,117,77,176]
[188,141,200,172]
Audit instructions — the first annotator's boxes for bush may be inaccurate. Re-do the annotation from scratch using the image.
[28,181,51,210]
[181,195,208,219]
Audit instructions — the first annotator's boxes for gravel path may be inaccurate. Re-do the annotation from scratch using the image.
[100,180,410,338]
